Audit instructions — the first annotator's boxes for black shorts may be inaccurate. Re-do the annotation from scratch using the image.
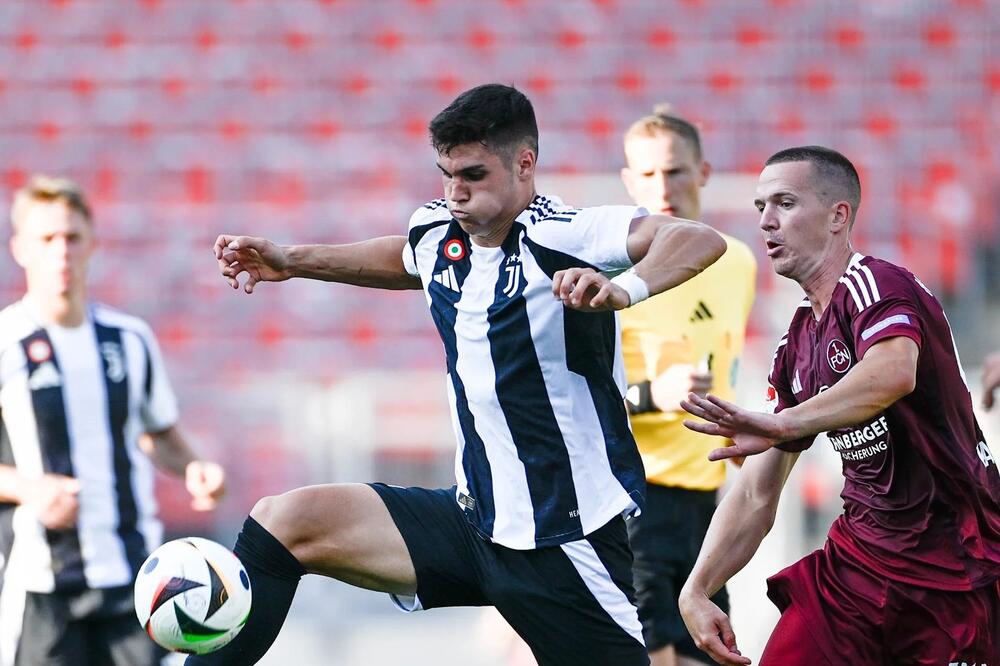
[1,584,165,666]
[370,483,648,666]
[627,483,729,662]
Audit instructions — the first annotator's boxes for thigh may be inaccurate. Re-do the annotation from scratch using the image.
[369,484,490,610]
[13,592,86,666]
[252,482,417,596]
[764,548,883,666]
[494,517,648,666]
[90,612,165,666]
[758,600,836,666]
[886,580,1000,666]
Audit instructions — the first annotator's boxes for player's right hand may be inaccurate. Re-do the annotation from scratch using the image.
[678,588,750,665]
[214,235,294,294]
[25,474,81,530]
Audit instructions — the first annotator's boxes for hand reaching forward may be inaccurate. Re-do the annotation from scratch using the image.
[552,267,630,312]
[214,235,293,294]
[185,461,226,512]
[681,393,787,461]
[678,588,750,666]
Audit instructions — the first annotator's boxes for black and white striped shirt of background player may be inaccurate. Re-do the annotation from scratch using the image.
[0,300,177,597]
[404,194,650,550]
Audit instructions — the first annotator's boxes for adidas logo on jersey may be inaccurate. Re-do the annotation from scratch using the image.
[792,369,803,394]
[689,300,713,323]
[432,265,461,293]
[28,361,62,390]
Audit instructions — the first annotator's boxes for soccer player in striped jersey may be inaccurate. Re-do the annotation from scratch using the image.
[678,147,999,665]
[617,106,756,666]
[194,84,726,666]
[0,176,226,666]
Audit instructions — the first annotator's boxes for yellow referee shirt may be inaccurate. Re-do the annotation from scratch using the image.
[621,233,756,491]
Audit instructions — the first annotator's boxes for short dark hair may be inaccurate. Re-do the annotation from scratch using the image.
[624,103,703,160]
[429,84,539,164]
[765,145,861,222]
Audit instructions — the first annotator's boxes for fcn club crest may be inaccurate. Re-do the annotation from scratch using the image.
[827,339,852,374]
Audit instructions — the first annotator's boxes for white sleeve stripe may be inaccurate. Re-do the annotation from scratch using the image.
[840,277,864,310]
[861,314,912,341]
[850,270,873,308]
[859,265,881,302]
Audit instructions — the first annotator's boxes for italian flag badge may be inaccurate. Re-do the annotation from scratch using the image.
[444,239,466,261]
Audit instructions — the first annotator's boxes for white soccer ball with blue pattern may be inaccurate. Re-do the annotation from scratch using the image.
[134,537,252,655]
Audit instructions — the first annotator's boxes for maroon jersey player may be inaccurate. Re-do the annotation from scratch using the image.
[677,146,999,666]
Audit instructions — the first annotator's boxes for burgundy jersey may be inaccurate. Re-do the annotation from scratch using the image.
[767,253,1000,591]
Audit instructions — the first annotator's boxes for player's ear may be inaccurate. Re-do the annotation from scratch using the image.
[515,147,536,181]
[10,234,27,269]
[699,160,712,187]
[830,200,852,233]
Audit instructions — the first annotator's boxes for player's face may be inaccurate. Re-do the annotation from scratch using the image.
[755,161,836,282]
[437,142,533,240]
[11,200,95,299]
[621,132,708,220]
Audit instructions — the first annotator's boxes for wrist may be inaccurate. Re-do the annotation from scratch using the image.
[282,245,302,279]
[610,268,650,306]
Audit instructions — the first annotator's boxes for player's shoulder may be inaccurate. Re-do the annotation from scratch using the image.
[835,254,921,315]
[91,303,156,340]
[0,301,35,352]
[408,198,453,229]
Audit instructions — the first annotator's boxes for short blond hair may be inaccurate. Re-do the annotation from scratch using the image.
[11,174,92,232]
[623,103,703,161]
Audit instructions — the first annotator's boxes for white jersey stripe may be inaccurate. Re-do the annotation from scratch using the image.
[850,270,873,308]
[560,540,645,645]
[860,264,881,302]
[840,277,864,311]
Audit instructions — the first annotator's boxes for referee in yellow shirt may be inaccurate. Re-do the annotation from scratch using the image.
[619,107,756,666]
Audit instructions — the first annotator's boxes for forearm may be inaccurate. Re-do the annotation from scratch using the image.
[778,337,917,441]
[0,464,31,503]
[685,482,778,597]
[684,449,797,597]
[141,427,199,478]
[285,236,421,290]
[633,221,726,296]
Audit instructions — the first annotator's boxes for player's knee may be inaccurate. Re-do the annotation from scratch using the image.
[248,491,316,554]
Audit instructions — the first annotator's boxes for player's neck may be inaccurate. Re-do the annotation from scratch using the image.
[470,189,538,248]
[24,290,87,328]
[800,246,855,319]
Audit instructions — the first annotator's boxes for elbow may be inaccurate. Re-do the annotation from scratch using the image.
[891,366,917,402]
[690,223,727,271]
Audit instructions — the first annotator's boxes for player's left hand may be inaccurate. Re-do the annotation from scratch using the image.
[552,267,630,312]
[681,393,785,460]
[185,461,226,512]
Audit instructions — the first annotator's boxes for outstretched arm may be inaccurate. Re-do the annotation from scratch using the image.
[554,215,726,311]
[215,234,422,294]
[679,448,799,666]
[682,336,918,460]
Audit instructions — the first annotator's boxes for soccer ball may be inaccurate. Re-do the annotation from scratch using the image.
[134,537,252,655]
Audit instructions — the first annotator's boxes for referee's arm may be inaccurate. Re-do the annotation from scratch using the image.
[215,234,422,294]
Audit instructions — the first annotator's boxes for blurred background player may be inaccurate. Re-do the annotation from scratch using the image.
[983,350,1000,410]
[617,107,756,666]
[189,84,725,666]
[0,176,226,666]
[679,147,999,665]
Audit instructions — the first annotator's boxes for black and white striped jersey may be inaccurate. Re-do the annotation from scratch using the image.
[402,194,647,549]
[0,300,177,593]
